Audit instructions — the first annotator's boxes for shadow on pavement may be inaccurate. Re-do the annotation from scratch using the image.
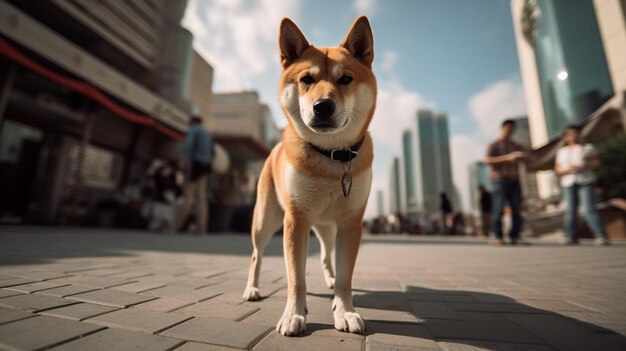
[0,226,316,265]
[307,286,626,350]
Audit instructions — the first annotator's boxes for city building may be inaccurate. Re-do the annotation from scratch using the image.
[388,157,403,215]
[401,130,418,218]
[187,50,214,126]
[0,0,194,224]
[376,190,384,218]
[468,161,493,213]
[511,0,626,199]
[211,91,280,176]
[413,109,456,217]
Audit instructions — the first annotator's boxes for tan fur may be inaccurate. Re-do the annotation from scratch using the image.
[243,16,376,336]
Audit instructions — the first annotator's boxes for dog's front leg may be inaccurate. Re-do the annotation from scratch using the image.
[277,211,310,336]
[332,217,365,334]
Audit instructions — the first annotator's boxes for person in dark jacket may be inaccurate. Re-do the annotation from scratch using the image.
[440,192,453,234]
[478,184,492,237]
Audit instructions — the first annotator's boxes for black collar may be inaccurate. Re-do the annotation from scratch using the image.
[309,137,365,162]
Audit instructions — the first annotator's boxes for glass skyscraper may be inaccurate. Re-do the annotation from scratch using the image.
[401,130,417,216]
[388,157,403,215]
[530,0,613,138]
[415,109,455,217]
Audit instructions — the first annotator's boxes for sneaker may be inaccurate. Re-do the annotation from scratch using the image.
[595,237,610,246]
[488,238,505,246]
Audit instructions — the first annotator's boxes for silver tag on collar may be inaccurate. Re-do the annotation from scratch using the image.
[341,157,353,198]
[342,171,352,198]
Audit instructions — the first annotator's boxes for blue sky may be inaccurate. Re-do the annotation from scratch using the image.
[183,0,527,217]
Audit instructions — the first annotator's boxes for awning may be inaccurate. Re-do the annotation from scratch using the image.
[0,36,184,141]
[527,93,626,171]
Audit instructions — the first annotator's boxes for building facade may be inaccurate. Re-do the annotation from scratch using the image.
[511,0,626,198]
[401,129,418,217]
[388,157,403,215]
[414,109,456,217]
[211,91,280,176]
[468,161,493,213]
[0,0,193,224]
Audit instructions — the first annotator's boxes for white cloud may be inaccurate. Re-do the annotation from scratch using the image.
[468,78,527,138]
[364,77,434,219]
[354,0,378,16]
[182,0,299,91]
[380,51,398,73]
[451,77,527,212]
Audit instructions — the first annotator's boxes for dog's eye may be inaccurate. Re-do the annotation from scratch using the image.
[338,75,353,85]
[300,75,315,85]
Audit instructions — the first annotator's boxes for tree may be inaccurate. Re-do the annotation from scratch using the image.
[596,133,626,200]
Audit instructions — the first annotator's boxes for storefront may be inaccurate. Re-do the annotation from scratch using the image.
[0,3,190,225]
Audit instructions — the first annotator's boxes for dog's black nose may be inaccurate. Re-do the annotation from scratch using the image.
[313,99,335,119]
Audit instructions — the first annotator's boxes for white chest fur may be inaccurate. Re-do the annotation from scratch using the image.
[278,164,372,223]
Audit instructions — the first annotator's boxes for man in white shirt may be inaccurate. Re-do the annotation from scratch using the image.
[554,125,609,245]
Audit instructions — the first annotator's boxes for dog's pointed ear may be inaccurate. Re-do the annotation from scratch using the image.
[340,16,374,67]
[279,18,310,69]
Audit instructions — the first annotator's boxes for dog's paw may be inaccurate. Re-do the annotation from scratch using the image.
[334,311,365,334]
[324,276,335,289]
[276,311,306,336]
[242,286,260,301]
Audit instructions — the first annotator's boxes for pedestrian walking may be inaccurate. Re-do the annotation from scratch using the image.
[478,184,492,237]
[175,115,213,234]
[484,119,528,245]
[440,192,453,234]
[554,125,610,245]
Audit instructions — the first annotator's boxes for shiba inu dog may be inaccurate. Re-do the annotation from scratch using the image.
[242,16,376,336]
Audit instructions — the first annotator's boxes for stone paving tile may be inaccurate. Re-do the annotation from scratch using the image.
[134,297,195,313]
[240,299,285,327]
[175,300,260,321]
[111,280,167,294]
[49,275,137,288]
[517,299,599,312]
[405,293,479,303]
[0,307,35,325]
[504,313,625,351]
[424,319,545,344]
[5,281,71,293]
[0,315,104,350]
[0,277,39,288]
[176,341,246,350]
[364,321,440,350]
[86,307,193,333]
[160,316,273,349]
[49,328,185,351]
[437,339,553,351]
[68,289,158,308]
[0,293,77,312]
[0,289,23,298]
[41,303,119,321]
[446,302,542,314]
[143,285,222,302]
[36,284,100,297]
[254,330,364,351]
[9,271,72,281]
[409,302,460,320]
[354,294,411,310]
[357,307,423,324]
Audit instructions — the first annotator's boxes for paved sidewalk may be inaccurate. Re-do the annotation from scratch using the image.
[0,227,625,351]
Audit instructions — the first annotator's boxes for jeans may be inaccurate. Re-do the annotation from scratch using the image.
[562,183,606,241]
[491,179,522,240]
